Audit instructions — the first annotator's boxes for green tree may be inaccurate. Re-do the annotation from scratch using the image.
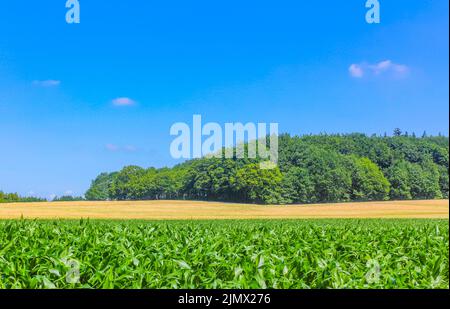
[438,165,449,199]
[393,128,402,136]
[85,132,449,204]
[303,148,352,202]
[53,196,85,201]
[109,166,146,200]
[281,167,314,203]
[235,163,283,204]
[85,172,117,200]
[386,160,412,200]
[408,160,442,199]
[349,157,390,201]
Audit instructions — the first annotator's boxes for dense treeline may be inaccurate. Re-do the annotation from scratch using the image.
[52,196,85,202]
[86,132,449,204]
[0,191,46,203]
[0,192,85,203]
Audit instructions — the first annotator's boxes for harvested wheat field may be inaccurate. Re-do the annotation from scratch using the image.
[0,199,448,220]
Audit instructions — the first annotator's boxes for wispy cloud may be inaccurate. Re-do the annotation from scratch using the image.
[105,144,138,152]
[349,60,409,79]
[112,97,136,106]
[105,143,120,152]
[32,80,61,87]
[349,64,364,78]
[370,60,409,75]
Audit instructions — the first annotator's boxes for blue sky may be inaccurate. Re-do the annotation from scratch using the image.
[0,0,448,198]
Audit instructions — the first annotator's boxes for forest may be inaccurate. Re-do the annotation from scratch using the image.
[0,192,46,203]
[84,131,449,204]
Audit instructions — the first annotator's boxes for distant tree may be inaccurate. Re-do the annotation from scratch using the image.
[386,161,412,200]
[19,196,47,202]
[150,168,184,200]
[281,167,314,203]
[393,128,402,136]
[430,146,449,166]
[182,158,240,201]
[109,166,145,200]
[349,157,390,201]
[407,160,442,199]
[234,163,283,204]
[85,132,449,204]
[53,195,85,202]
[0,191,45,203]
[0,191,19,203]
[85,172,116,200]
[438,165,449,199]
[366,140,394,169]
[299,147,352,202]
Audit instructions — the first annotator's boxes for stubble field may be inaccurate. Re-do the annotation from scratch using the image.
[0,199,448,220]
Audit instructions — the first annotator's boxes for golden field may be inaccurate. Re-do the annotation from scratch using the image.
[0,199,448,220]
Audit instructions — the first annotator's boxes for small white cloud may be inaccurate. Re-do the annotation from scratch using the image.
[349,60,409,78]
[112,97,136,106]
[349,64,364,78]
[105,144,138,152]
[49,193,57,201]
[32,80,61,87]
[105,143,120,151]
[64,190,74,196]
[371,60,392,74]
[393,64,409,75]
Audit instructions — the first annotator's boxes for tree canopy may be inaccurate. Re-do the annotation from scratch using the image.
[0,191,46,203]
[85,132,449,204]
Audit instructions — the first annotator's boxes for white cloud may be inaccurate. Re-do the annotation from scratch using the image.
[349,60,409,78]
[105,144,137,152]
[349,64,364,78]
[112,97,136,106]
[32,80,61,87]
[64,190,74,196]
[105,143,120,151]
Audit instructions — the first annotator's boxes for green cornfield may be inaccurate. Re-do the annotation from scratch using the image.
[0,219,448,289]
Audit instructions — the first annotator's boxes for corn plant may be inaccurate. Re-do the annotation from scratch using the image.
[0,219,448,289]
